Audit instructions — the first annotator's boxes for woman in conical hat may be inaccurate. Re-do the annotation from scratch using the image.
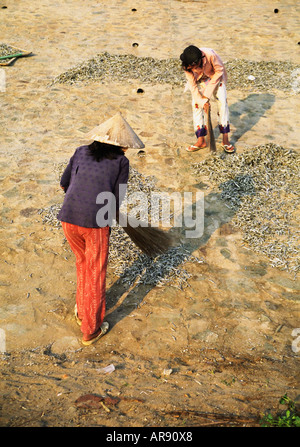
[57,112,144,346]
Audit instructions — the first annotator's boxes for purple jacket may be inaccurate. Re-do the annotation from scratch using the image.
[57,145,129,228]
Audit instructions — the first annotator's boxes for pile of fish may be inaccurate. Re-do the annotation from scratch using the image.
[51,52,300,92]
[0,44,18,56]
[225,59,300,92]
[39,166,204,289]
[109,167,204,288]
[51,52,184,87]
[192,143,300,275]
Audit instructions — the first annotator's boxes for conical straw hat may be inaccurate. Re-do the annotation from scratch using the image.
[85,112,145,149]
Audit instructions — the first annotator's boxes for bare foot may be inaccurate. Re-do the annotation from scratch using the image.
[196,136,206,147]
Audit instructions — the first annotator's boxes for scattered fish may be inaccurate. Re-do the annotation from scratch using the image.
[192,143,300,275]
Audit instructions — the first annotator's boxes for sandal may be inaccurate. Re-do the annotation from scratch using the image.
[186,145,207,152]
[222,144,235,153]
[74,304,82,327]
[82,322,109,346]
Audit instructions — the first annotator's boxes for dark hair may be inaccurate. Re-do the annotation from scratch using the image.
[87,141,125,162]
[180,45,204,71]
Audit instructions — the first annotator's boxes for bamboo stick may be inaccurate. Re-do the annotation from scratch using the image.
[206,104,217,153]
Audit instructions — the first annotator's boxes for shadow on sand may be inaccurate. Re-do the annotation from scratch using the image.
[228,93,275,145]
[210,92,275,144]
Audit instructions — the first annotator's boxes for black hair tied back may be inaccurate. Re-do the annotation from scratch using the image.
[88,141,125,162]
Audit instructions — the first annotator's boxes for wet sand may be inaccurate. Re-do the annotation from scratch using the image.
[0,0,299,427]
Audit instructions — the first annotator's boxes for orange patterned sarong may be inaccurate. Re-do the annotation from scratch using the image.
[61,222,110,337]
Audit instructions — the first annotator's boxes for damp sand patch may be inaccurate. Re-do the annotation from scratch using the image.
[192,144,300,275]
[51,52,300,92]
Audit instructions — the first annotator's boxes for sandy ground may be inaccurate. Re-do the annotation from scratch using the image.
[0,0,299,428]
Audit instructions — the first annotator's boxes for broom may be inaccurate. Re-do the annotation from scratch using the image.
[116,211,176,258]
[205,103,216,153]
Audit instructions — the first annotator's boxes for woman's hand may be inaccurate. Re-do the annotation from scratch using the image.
[203,101,210,113]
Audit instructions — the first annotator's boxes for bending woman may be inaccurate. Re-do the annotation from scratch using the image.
[180,45,234,153]
[57,113,144,346]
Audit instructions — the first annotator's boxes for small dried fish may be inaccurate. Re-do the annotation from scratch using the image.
[50,52,300,93]
[225,59,300,92]
[192,143,300,275]
[0,43,23,57]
